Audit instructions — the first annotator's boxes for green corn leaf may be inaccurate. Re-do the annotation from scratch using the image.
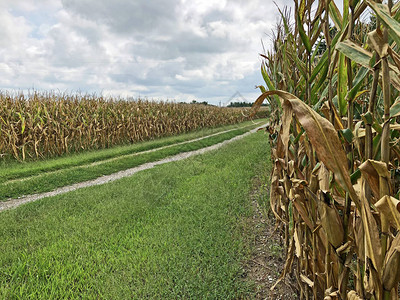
[261,64,281,109]
[299,0,306,22]
[297,13,312,54]
[352,0,361,8]
[277,6,294,38]
[368,1,400,43]
[393,1,400,12]
[362,111,374,125]
[343,0,350,27]
[338,53,348,116]
[311,39,323,63]
[310,50,329,83]
[256,85,267,94]
[390,97,400,118]
[348,67,369,101]
[311,64,329,105]
[329,1,343,30]
[340,128,354,143]
[351,169,361,184]
[336,39,373,68]
[289,51,308,79]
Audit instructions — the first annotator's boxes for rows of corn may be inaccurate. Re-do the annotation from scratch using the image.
[253,0,400,299]
[0,92,263,161]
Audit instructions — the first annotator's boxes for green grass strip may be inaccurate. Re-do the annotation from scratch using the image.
[0,122,264,200]
[0,120,265,183]
[0,130,271,299]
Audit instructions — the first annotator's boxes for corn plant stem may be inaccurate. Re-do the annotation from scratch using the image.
[357,259,365,298]
[381,58,391,165]
[325,240,331,290]
[366,67,380,159]
[324,0,335,125]
[377,1,392,298]
[380,9,391,299]
[363,22,381,295]
[383,291,391,300]
[293,118,299,166]
[312,225,317,299]
[300,222,305,300]
[285,208,290,255]
[339,6,356,296]
[296,257,305,300]
[296,219,304,299]
[304,225,310,300]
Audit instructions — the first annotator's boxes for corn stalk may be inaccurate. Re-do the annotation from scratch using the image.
[254,0,400,298]
[0,92,265,161]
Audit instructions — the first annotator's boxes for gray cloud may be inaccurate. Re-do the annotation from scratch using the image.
[61,0,179,36]
[0,0,289,104]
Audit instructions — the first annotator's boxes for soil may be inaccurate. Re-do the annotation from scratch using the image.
[243,176,299,299]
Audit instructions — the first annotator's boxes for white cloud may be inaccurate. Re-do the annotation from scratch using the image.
[0,0,291,104]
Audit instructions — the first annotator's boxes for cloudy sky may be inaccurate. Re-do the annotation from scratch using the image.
[0,0,290,105]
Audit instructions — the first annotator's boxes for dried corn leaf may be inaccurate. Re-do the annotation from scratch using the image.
[347,290,363,300]
[294,227,301,257]
[368,1,400,43]
[293,194,314,230]
[282,102,292,164]
[300,274,314,287]
[375,196,400,230]
[255,90,361,209]
[336,40,373,69]
[318,192,345,248]
[360,179,382,272]
[367,30,389,58]
[359,159,392,202]
[389,97,400,118]
[317,163,330,191]
[382,233,400,291]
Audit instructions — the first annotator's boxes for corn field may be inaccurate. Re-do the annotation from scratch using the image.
[0,92,262,161]
[253,0,400,299]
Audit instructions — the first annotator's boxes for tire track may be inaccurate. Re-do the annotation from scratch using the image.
[0,124,266,212]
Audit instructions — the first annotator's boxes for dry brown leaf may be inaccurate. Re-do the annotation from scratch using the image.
[388,47,400,73]
[353,217,365,261]
[382,233,400,291]
[294,227,301,257]
[318,192,345,248]
[359,159,392,202]
[254,90,361,209]
[317,163,330,191]
[269,163,285,223]
[300,274,314,287]
[360,178,382,272]
[347,290,363,300]
[375,196,400,230]
[367,30,389,58]
[281,101,292,164]
[293,194,314,230]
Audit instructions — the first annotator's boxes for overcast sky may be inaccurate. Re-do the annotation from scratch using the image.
[0,0,291,105]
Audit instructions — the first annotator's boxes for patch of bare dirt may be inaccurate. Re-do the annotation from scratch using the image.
[243,176,298,299]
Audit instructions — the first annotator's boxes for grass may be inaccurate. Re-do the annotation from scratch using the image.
[0,120,265,200]
[0,130,271,299]
[0,119,264,181]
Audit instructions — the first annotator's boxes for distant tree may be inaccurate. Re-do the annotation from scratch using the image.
[227,101,267,107]
[315,25,338,55]
[191,100,208,105]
